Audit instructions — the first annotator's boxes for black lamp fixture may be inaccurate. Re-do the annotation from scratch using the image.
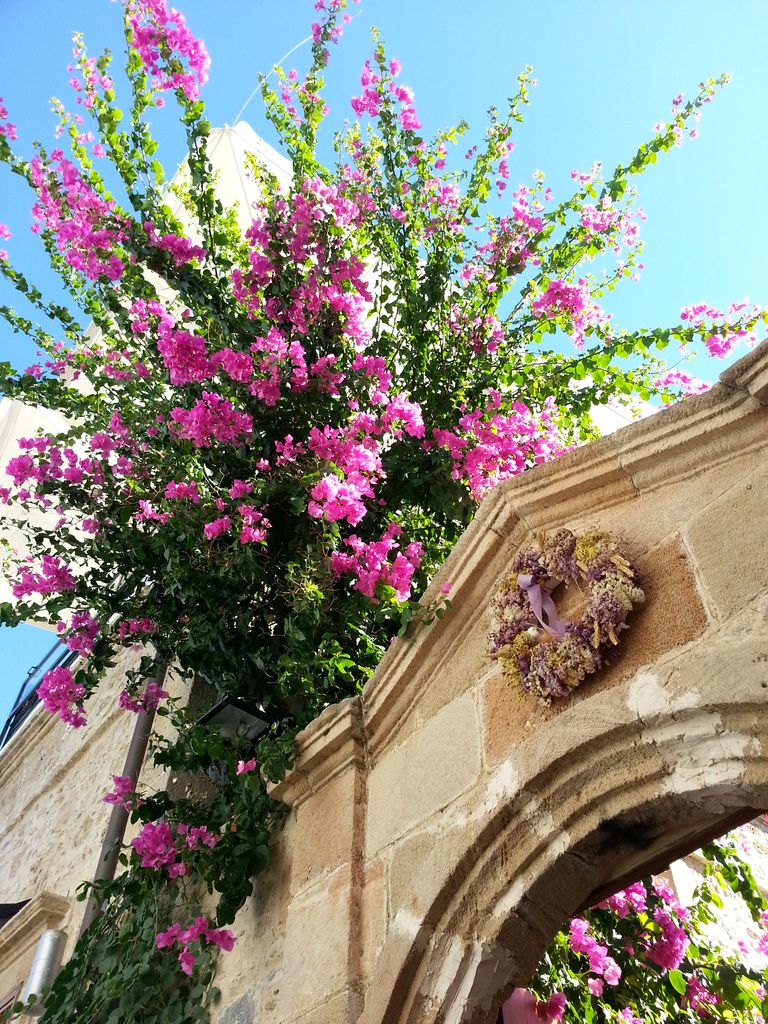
[196,695,278,741]
[0,900,29,930]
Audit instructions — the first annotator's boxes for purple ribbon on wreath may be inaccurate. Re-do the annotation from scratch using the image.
[517,574,568,639]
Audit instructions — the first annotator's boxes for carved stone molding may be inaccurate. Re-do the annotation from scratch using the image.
[268,696,365,808]
[0,891,70,992]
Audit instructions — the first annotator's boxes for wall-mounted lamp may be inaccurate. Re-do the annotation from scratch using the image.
[196,696,277,741]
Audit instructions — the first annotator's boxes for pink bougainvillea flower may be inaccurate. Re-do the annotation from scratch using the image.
[206,927,236,952]
[118,681,168,714]
[646,907,688,971]
[432,398,566,501]
[102,774,140,811]
[37,666,87,728]
[13,555,76,600]
[684,976,719,1013]
[144,221,206,265]
[164,480,200,503]
[56,611,100,654]
[155,923,182,949]
[228,479,253,499]
[331,522,423,603]
[531,277,609,346]
[126,0,210,102]
[132,820,177,870]
[155,915,237,976]
[654,369,710,397]
[537,992,566,1022]
[616,1010,643,1024]
[178,947,196,975]
[170,393,253,448]
[204,516,232,540]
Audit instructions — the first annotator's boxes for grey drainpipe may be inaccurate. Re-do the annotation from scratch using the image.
[78,663,168,937]
[19,929,68,1017]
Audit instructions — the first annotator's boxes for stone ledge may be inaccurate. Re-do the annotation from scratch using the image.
[719,341,768,405]
[268,696,365,808]
[614,388,765,492]
[500,437,636,529]
[499,343,767,520]
[0,891,70,974]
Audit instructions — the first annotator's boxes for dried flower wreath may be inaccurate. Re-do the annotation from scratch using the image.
[489,529,644,702]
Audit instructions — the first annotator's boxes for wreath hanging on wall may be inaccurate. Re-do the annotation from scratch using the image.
[488,529,644,703]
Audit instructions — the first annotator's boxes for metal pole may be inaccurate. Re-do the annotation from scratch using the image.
[78,664,168,937]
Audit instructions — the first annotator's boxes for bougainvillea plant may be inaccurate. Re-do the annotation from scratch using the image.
[523,826,768,1022]
[0,0,766,1019]
[488,528,645,703]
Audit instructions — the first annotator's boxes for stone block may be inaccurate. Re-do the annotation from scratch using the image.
[684,465,768,621]
[413,605,494,730]
[291,768,359,895]
[246,823,293,927]
[566,454,758,558]
[217,991,257,1024]
[481,536,707,766]
[213,906,284,1022]
[0,892,71,996]
[481,669,550,769]
[290,990,355,1024]
[387,810,485,924]
[360,859,387,987]
[276,866,354,1020]
[366,693,482,856]
[356,913,433,1024]
[587,535,708,690]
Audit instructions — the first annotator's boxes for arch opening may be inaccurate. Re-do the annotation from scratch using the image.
[361,668,768,1024]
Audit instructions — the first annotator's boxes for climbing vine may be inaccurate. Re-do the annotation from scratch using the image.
[0,0,765,1020]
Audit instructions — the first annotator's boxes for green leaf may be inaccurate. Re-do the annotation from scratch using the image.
[668,969,686,994]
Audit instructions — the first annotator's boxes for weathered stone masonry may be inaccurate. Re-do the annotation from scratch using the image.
[2,344,767,1024]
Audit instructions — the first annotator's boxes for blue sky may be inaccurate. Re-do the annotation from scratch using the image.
[0,0,766,726]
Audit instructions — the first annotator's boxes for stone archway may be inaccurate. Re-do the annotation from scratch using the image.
[358,635,768,1024]
[1,357,766,1023]
[196,345,768,1024]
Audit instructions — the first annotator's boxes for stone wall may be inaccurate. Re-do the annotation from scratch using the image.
[0,649,177,1000]
[2,344,767,1023]
[249,344,768,1024]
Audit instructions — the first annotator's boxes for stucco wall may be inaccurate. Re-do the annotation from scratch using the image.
[670,820,768,972]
